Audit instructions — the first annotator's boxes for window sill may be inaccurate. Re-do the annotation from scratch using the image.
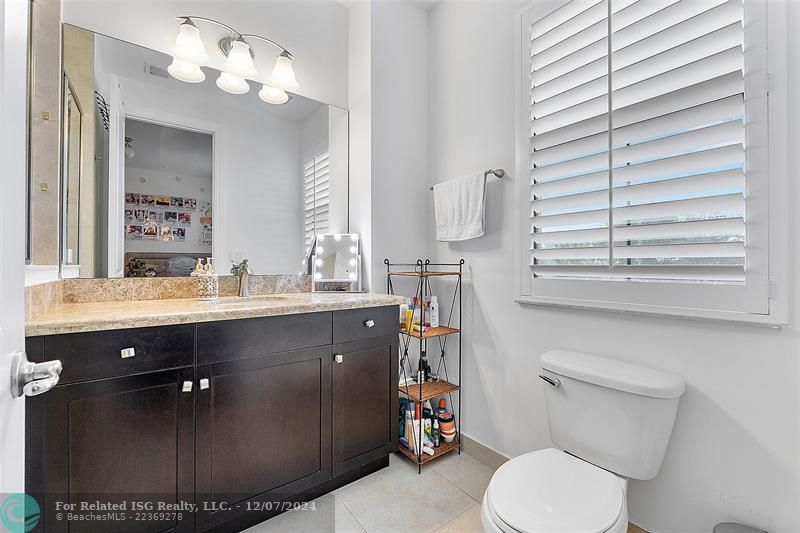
[515,295,784,328]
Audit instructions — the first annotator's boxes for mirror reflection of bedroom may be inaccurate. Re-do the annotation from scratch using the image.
[123,120,213,277]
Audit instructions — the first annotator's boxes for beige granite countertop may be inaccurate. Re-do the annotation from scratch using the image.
[26,293,406,336]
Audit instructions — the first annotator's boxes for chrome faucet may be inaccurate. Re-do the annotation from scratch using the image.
[235,259,251,297]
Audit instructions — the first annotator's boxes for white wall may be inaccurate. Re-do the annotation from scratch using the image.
[124,167,213,254]
[421,2,800,532]
[347,0,431,291]
[119,77,304,275]
[347,0,373,289]
[369,0,431,290]
[62,0,349,107]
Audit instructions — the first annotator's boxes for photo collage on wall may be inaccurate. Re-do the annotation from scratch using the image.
[125,193,211,246]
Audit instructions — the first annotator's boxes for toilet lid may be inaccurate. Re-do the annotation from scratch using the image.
[487,448,624,533]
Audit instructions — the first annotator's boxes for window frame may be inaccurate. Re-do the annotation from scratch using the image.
[515,0,790,325]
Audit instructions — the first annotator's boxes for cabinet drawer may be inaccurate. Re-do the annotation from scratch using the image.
[197,312,332,364]
[28,325,195,385]
[333,306,399,344]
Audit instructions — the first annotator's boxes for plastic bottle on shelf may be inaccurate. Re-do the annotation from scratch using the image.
[429,296,440,328]
[418,351,431,382]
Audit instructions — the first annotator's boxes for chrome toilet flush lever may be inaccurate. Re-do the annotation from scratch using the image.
[10,351,63,398]
[538,374,561,388]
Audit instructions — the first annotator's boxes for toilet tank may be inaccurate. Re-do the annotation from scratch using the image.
[540,350,685,480]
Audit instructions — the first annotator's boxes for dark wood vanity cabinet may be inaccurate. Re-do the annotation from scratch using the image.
[332,336,398,477]
[26,306,399,533]
[26,366,196,533]
[195,345,333,532]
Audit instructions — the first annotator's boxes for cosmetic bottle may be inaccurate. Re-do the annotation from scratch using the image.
[418,352,431,382]
[436,398,448,418]
[424,416,432,444]
[429,296,440,328]
[433,418,440,447]
[404,304,414,333]
[399,299,409,329]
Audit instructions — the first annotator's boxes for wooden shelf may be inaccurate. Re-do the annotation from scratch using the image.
[398,439,460,465]
[389,271,461,277]
[400,326,460,339]
[399,379,460,402]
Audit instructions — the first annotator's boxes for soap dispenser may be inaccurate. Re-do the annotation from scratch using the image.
[196,257,219,300]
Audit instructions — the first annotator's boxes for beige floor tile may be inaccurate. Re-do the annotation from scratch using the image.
[431,503,482,533]
[430,452,496,502]
[242,493,365,533]
[334,453,475,533]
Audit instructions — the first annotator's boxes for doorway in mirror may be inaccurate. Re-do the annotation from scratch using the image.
[122,119,213,277]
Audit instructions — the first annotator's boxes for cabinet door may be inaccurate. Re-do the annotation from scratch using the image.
[332,335,399,477]
[26,367,195,533]
[195,345,332,531]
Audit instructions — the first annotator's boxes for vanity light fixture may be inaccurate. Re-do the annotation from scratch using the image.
[172,19,208,62]
[258,84,289,104]
[168,19,208,83]
[168,58,206,83]
[169,16,299,104]
[224,38,257,77]
[270,51,299,91]
[216,72,250,94]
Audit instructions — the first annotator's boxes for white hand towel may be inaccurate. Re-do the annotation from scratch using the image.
[433,173,486,242]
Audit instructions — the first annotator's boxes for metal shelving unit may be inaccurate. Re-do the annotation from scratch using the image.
[385,258,463,473]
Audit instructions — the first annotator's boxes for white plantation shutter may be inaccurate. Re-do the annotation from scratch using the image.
[522,0,773,316]
[304,151,330,247]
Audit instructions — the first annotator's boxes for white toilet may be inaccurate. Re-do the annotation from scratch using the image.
[482,350,685,533]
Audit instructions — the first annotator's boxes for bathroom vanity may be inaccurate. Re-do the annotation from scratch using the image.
[19,1,392,529]
[24,294,402,533]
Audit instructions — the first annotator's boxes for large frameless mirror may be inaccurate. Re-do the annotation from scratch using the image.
[26,5,349,281]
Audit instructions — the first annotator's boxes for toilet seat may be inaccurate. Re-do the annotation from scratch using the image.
[483,448,625,533]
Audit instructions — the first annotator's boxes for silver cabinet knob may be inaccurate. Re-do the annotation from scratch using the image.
[120,347,136,359]
[181,381,193,393]
[334,354,344,364]
[199,378,210,390]
[364,320,375,328]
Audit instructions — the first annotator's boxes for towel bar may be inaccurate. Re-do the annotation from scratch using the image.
[430,169,505,190]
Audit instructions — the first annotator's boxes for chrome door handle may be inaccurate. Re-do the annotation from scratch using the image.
[538,374,561,388]
[10,351,63,398]
[364,320,375,328]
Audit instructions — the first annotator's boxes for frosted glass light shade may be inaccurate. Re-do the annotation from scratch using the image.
[258,84,289,104]
[269,52,299,91]
[172,21,208,62]
[225,39,257,78]
[168,58,205,83]
[216,72,249,94]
